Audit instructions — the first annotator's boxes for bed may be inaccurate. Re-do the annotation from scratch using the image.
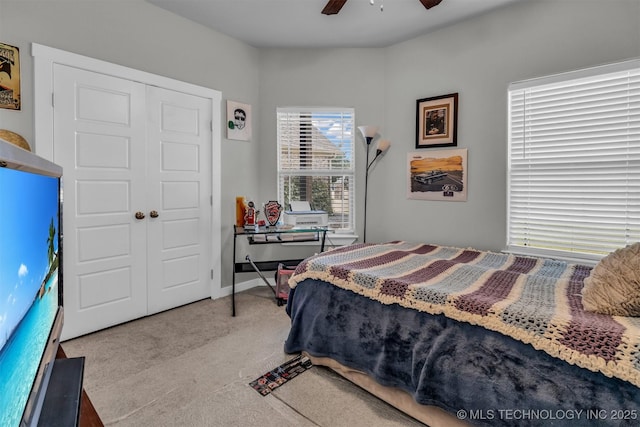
[283,241,640,426]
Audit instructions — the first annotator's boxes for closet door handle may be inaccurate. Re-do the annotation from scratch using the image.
[135,211,145,220]
[150,210,159,218]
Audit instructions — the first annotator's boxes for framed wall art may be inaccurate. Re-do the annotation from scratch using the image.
[416,93,458,148]
[0,42,21,110]
[407,148,467,201]
[226,100,252,141]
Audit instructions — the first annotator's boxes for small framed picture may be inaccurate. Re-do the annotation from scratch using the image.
[416,93,458,148]
[407,148,468,201]
[0,42,21,110]
[226,100,252,141]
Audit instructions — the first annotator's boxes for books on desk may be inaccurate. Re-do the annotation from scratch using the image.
[249,231,318,243]
[251,234,281,242]
[279,232,317,242]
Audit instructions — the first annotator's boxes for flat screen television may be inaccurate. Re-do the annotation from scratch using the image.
[0,138,64,427]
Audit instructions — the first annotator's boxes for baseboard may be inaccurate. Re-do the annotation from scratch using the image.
[218,277,275,298]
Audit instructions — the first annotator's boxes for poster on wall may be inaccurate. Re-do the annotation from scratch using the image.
[0,42,21,110]
[226,100,252,141]
[407,149,468,201]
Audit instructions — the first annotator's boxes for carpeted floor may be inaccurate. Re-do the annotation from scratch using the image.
[61,286,425,426]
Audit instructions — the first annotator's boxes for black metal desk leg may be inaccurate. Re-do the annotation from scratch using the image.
[320,230,327,252]
[232,230,237,316]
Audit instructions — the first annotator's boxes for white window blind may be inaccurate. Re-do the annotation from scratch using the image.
[507,59,640,262]
[277,107,355,232]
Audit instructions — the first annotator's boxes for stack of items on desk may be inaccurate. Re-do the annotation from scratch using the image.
[250,234,281,242]
[279,232,318,241]
[251,232,317,242]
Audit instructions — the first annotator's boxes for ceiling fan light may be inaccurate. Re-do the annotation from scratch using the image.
[324,0,444,16]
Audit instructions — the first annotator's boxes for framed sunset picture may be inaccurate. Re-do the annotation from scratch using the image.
[407,148,467,201]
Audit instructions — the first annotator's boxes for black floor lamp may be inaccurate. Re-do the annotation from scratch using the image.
[359,125,391,243]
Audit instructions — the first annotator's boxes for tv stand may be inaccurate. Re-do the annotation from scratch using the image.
[38,346,104,427]
[38,356,85,426]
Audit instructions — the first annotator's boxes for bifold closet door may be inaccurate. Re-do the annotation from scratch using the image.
[53,64,149,339]
[53,66,213,339]
[145,86,212,315]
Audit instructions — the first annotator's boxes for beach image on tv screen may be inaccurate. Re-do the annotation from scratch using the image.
[0,166,60,426]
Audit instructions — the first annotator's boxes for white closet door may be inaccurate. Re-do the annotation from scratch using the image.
[54,64,148,340]
[145,86,212,314]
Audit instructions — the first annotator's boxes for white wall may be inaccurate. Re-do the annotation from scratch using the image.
[1,0,638,291]
[0,0,261,290]
[258,0,640,252]
[378,0,640,250]
[255,48,385,261]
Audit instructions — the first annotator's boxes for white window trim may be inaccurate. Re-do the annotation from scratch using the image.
[507,58,640,263]
[277,107,356,236]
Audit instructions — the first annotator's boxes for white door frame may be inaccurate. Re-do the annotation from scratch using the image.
[32,43,223,301]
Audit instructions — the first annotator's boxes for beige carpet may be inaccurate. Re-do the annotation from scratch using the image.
[61,286,426,426]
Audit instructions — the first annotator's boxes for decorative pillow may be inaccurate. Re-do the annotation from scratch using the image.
[582,242,640,316]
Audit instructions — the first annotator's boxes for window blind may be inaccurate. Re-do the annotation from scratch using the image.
[277,107,355,232]
[507,59,640,262]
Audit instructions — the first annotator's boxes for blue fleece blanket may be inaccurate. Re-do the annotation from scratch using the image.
[287,242,640,388]
[285,278,640,427]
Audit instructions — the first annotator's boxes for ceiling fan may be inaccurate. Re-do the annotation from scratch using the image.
[322,0,443,15]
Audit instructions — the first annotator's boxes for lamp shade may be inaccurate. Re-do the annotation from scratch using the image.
[376,139,391,153]
[358,125,379,140]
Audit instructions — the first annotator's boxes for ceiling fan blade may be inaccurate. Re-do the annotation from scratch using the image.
[419,0,443,10]
[322,0,348,15]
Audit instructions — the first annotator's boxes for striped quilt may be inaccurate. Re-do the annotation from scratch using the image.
[289,241,640,388]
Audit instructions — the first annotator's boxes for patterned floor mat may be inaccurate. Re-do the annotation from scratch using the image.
[249,354,312,396]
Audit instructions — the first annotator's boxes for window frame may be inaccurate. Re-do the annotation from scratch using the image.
[507,58,640,263]
[277,107,356,234]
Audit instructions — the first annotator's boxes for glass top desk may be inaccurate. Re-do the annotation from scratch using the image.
[231,225,328,316]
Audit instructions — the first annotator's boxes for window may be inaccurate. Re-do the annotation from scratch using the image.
[507,59,640,262]
[277,107,355,233]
